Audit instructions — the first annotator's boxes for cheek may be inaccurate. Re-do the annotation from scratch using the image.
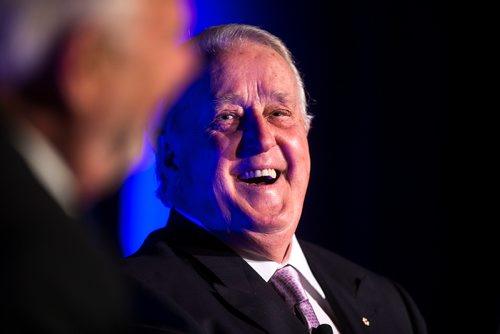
[286,131,310,165]
[177,152,215,206]
[180,137,221,185]
[301,140,311,176]
[285,134,311,183]
[203,136,238,200]
[211,160,239,221]
[213,132,241,160]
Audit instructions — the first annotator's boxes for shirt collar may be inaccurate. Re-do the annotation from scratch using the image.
[243,235,326,299]
[11,122,79,217]
[173,211,327,299]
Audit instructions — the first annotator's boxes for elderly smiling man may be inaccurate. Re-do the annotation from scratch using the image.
[123,24,427,334]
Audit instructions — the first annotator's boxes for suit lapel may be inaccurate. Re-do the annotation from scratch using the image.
[209,263,306,334]
[165,211,307,334]
[302,243,379,334]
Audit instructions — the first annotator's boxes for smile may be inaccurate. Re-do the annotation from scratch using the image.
[237,168,281,185]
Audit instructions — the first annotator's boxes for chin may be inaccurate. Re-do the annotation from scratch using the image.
[238,207,297,234]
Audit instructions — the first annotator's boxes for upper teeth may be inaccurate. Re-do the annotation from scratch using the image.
[239,169,277,180]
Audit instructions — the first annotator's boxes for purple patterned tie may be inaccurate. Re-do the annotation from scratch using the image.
[270,265,320,330]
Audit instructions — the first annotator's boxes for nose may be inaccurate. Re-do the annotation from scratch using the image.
[237,112,277,158]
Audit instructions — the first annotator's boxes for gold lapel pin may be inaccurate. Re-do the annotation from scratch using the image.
[362,317,370,326]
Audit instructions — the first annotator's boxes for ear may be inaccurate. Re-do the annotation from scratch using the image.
[156,135,179,176]
[58,25,108,119]
[156,136,180,205]
[162,146,179,171]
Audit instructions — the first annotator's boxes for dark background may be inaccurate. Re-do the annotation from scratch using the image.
[261,1,448,333]
[95,0,449,332]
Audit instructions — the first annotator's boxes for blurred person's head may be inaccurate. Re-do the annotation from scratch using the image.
[0,0,198,206]
[155,24,312,262]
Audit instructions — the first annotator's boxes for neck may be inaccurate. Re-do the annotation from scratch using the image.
[221,228,295,263]
[172,204,300,263]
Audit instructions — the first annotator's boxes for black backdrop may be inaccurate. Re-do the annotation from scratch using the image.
[95,0,449,332]
[263,1,448,333]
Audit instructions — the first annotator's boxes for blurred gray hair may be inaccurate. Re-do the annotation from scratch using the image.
[0,0,138,86]
[156,24,313,207]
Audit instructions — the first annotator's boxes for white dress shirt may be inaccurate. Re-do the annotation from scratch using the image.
[243,235,340,333]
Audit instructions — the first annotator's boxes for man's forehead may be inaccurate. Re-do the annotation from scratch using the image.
[209,60,298,105]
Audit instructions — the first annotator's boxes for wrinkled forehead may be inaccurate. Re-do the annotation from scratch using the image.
[209,42,298,95]
[167,43,299,132]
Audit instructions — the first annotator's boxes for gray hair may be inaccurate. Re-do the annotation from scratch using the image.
[156,24,313,207]
[0,0,138,86]
[194,24,312,131]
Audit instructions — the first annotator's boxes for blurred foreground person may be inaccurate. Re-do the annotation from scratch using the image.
[123,24,427,334]
[0,0,198,332]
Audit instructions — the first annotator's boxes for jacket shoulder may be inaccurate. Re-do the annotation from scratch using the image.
[299,239,428,334]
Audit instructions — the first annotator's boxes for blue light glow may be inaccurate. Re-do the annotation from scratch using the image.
[119,144,169,256]
[119,0,261,256]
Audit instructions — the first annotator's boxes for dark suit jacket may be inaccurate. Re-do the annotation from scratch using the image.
[123,210,428,334]
[0,126,127,333]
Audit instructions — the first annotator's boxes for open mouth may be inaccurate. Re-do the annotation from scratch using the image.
[237,168,281,185]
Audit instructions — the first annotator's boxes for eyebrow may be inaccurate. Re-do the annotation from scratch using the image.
[213,91,292,106]
[213,94,242,106]
[271,91,292,104]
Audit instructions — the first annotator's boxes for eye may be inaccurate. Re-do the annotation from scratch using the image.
[266,109,295,128]
[209,112,240,133]
[219,113,236,121]
[269,109,291,117]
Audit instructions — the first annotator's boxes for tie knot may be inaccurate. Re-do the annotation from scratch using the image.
[270,265,308,307]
